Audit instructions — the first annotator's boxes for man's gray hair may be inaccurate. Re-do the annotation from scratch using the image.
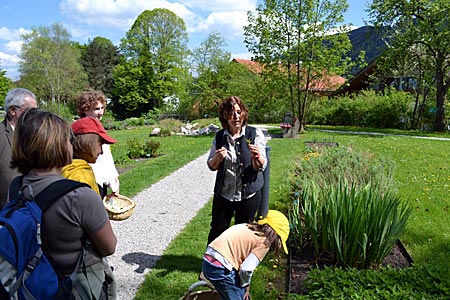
[4,88,36,111]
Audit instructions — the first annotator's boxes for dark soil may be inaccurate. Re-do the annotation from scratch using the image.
[288,240,413,295]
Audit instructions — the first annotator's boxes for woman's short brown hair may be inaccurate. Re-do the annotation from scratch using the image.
[11,108,72,174]
[218,96,249,131]
[76,90,106,118]
[72,133,102,163]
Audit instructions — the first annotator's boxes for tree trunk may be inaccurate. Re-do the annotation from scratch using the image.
[433,68,446,132]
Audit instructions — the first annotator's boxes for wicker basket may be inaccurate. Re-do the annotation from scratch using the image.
[103,194,136,221]
[179,281,220,300]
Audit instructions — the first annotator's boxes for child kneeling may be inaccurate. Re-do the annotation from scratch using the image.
[202,210,290,300]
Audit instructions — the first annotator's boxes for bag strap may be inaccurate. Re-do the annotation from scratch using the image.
[34,179,89,212]
[7,175,24,201]
[8,176,89,212]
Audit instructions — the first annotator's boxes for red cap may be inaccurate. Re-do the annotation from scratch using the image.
[71,117,116,144]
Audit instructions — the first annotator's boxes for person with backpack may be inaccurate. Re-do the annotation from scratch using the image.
[206,96,267,245]
[1,108,117,299]
[202,210,290,300]
[62,117,117,196]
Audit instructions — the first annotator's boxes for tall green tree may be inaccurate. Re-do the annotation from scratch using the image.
[112,8,189,119]
[369,0,450,132]
[19,22,87,111]
[187,31,231,117]
[80,37,120,98]
[244,0,353,132]
[0,61,13,105]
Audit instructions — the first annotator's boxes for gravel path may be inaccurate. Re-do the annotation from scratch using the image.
[108,151,215,300]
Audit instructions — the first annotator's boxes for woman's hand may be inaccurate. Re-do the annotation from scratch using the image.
[215,146,227,161]
[248,144,259,159]
[207,147,227,170]
[249,144,264,170]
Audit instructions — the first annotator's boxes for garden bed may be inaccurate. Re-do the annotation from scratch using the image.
[288,239,413,294]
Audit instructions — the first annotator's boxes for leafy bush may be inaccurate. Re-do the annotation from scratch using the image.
[289,145,411,268]
[126,138,161,159]
[291,145,396,195]
[309,90,414,129]
[143,140,162,158]
[157,118,184,133]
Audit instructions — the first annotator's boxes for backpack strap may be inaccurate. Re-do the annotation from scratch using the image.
[7,175,24,202]
[34,179,89,212]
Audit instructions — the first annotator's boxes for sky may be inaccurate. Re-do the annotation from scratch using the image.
[0,0,370,81]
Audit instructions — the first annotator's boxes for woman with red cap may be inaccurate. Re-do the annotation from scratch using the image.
[202,210,290,300]
[62,117,116,196]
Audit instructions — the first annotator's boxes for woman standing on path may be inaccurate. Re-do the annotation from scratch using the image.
[206,96,267,245]
[76,90,120,199]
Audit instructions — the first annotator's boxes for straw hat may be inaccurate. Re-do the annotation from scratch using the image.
[258,210,290,254]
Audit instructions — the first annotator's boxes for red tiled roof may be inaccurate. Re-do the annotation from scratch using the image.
[232,58,345,92]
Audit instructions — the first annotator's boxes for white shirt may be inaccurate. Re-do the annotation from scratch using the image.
[90,144,119,193]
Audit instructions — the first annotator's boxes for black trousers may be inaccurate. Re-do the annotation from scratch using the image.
[207,190,261,244]
[98,184,108,199]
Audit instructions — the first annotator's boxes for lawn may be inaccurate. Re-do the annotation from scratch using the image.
[111,126,450,299]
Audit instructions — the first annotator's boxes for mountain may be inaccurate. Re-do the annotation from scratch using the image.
[346,25,393,76]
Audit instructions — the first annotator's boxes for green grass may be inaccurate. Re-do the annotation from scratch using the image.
[108,128,213,197]
[111,126,450,299]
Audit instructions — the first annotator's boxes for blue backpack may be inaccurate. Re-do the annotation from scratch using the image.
[0,177,89,300]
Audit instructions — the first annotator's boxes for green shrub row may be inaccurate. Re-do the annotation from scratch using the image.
[307,90,433,129]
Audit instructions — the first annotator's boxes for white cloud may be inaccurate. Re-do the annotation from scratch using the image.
[180,0,256,12]
[4,40,22,54]
[60,0,195,31]
[193,11,249,39]
[0,51,20,80]
[0,27,29,41]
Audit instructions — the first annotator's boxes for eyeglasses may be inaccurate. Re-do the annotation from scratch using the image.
[13,105,24,112]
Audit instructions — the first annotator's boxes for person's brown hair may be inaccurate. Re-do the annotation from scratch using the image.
[247,223,282,254]
[76,90,107,117]
[218,96,249,131]
[11,108,72,174]
[72,133,102,163]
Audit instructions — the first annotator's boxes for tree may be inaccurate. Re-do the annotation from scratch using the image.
[80,37,120,98]
[187,31,232,117]
[112,9,189,119]
[19,22,87,112]
[368,0,450,132]
[0,61,13,104]
[244,0,353,132]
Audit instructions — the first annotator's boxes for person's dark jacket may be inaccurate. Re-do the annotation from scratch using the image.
[0,118,19,207]
[213,126,264,199]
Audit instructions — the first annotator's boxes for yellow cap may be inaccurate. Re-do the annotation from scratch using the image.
[258,210,290,254]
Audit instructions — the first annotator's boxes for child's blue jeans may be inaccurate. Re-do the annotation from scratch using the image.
[202,258,245,300]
